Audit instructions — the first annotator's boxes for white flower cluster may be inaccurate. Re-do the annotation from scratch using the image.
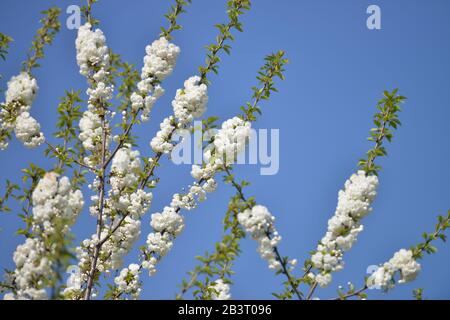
[368,249,421,291]
[142,117,251,276]
[6,173,84,300]
[71,215,141,293]
[0,72,44,149]
[114,263,142,299]
[5,238,51,300]
[131,37,180,121]
[150,76,208,154]
[311,170,379,288]
[173,76,208,124]
[32,172,84,235]
[5,72,38,105]
[209,279,231,300]
[190,117,252,182]
[76,23,113,165]
[150,116,176,154]
[106,146,152,219]
[75,23,111,80]
[238,205,283,271]
[14,112,45,148]
[210,117,252,165]
[78,108,102,152]
[142,206,184,275]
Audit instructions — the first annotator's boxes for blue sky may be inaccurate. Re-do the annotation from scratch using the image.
[1,0,450,300]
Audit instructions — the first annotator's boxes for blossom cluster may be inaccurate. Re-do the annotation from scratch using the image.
[173,76,208,124]
[141,177,217,275]
[238,205,283,271]
[210,116,252,165]
[142,206,184,275]
[0,72,44,149]
[191,116,252,181]
[114,263,142,299]
[368,249,421,291]
[142,117,252,275]
[150,76,208,154]
[209,279,231,300]
[32,172,84,235]
[5,173,84,300]
[131,37,180,121]
[311,171,379,287]
[105,146,153,219]
[67,147,151,297]
[76,23,113,165]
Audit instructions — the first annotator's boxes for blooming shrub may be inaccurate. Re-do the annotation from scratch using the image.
[0,0,449,301]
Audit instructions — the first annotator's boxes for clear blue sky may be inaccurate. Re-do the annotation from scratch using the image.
[1,0,450,300]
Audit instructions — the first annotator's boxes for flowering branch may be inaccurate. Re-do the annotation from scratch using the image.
[223,167,303,300]
[1,7,61,150]
[333,210,450,300]
[304,89,406,298]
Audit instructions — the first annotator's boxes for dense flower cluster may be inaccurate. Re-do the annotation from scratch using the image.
[114,263,142,299]
[5,72,38,105]
[105,146,152,219]
[32,172,84,235]
[191,117,252,181]
[238,205,282,271]
[368,249,421,291]
[142,206,184,275]
[150,116,176,154]
[209,279,231,300]
[210,117,252,165]
[4,238,51,300]
[14,112,45,148]
[5,173,84,300]
[68,146,151,297]
[66,215,142,298]
[150,76,208,154]
[0,72,44,149]
[173,76,208,124]
[76,23,113,165]
[142,116,252,276]
[132,37,180,121]
[311,171,379,287]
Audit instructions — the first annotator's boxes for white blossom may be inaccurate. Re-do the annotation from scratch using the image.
[32,173,84,235]
[14,112,45,148]
[150,116,176,153]
[75,23,110,79]
[5,72,38,105]
[7,173,84,300]
[76,22,113,165]
[142,37,179,81]
[368,249,421,291]
[238,205,282,271]
[207,116,252,166]
[172,76,208,124]
[311,171,379,287]
[114,263,142,299]
[132,37,179,121]
[1,72,44,149]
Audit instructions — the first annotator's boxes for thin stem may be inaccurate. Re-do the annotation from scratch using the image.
[84,113,108,300]
[305,281,318,300]
[331,285,368,300]
[44,141,95,172]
